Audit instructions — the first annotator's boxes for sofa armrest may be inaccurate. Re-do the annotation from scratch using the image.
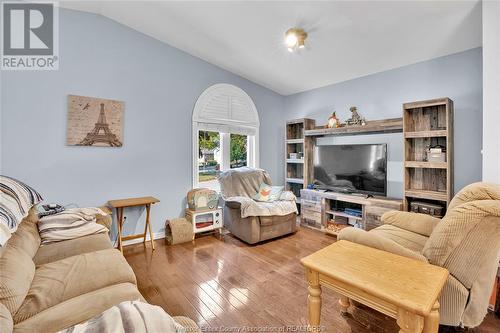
[381,211,441,237]
[96,206,112,230]
[337,227,428,262]
[279,191,296,201]
[224,196,255,210]
[225,200,242,209]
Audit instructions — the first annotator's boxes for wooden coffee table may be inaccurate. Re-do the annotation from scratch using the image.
[301,240,449,333]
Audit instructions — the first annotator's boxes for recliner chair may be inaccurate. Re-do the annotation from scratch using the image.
[218,167,297,244]
[338,182,500,328]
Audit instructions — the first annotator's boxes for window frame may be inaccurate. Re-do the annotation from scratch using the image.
[192,84,259,189]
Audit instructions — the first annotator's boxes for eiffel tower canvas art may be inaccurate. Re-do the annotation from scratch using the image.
[66,95,124,147]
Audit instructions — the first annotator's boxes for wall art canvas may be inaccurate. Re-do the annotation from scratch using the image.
[67,95,124,147]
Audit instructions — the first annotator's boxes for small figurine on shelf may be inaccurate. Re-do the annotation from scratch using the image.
[345,106,365,126]
[327,111,341,128]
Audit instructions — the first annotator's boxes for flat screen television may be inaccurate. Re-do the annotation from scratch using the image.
[313,144,387,196]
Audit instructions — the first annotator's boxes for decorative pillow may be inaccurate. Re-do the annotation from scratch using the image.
[253,183,273,202]
[253,183,285,202]
[0,176,43,246]
[269,186,284,202]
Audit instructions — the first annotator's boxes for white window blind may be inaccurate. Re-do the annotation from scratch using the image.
[192,84,260,188]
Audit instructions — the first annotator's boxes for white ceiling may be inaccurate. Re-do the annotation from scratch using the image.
[60,1,482,95]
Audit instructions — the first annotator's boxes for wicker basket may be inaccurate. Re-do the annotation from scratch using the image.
[165,218,193,245]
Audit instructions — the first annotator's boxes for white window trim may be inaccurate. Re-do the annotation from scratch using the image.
[192,84,260,189]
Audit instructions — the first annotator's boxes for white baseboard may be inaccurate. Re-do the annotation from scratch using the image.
[114,231,165,248]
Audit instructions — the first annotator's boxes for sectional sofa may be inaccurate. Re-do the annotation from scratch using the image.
[0,207,199,332]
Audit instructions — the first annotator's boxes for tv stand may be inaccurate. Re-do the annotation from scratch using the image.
[300,189,402,236]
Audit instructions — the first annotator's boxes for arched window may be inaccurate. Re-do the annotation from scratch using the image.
[192,84,260,190]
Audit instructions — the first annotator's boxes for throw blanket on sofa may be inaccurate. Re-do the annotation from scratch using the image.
[225,192,298,218]
[58,301,185,333]
[38,207,108,245]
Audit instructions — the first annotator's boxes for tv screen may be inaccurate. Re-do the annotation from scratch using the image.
[313,144,387,196]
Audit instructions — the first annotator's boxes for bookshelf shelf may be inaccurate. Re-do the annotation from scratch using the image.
[325,210,363,221]
[404,130,447,138]
[405,189,448,202]
[403,97,453,212]
[286,178,304,184]
[285,119,315,206]
[405,161,447,169]
[286,138,304,144]
[286,159,304,164]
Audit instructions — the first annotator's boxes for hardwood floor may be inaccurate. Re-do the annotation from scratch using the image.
[123,227,500,333]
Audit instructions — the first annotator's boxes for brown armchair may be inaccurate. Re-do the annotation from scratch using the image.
[338,182,500,328]
[218,167,297,244]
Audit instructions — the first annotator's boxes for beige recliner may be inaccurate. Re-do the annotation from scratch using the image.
[218,167,297,244]
[338,182,500,328]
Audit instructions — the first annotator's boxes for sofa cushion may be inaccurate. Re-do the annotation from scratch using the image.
[0,247,35,316]
[12,283,143,333]
[0,302,13,333]
[33,233,112,266]
[14,249,136,323]
[4,221,41,259]
[369,224,428,253]
[338,227,428,262]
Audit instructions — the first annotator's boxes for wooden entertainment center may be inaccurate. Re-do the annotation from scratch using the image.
[301,189,402,235]
[289,97,454,236]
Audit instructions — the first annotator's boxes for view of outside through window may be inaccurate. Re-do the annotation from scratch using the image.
[230,134,247,168]
[198,131,220,184]
[198,131,248,187]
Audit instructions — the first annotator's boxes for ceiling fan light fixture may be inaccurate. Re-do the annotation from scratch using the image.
[285,33,298,48]
[285,28,307,52]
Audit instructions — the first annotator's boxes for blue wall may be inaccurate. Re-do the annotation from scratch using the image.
[1,7,483,238]
[285,48,483,196]
[0,9,286,237]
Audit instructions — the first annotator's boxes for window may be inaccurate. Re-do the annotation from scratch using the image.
[193,84,259,190]
[198,130,221,189]
[230,134,247,168]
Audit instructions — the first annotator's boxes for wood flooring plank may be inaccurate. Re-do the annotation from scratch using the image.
[124,226,498,333]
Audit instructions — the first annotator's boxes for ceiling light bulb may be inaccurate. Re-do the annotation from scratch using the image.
[285,34,298,48]
[285,28,307,52]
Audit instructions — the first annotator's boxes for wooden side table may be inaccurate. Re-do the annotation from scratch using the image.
[301,240,449,333]
[108,196,160,253]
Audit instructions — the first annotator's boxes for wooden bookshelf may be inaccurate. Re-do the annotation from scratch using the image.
[403,97,454,212]
[285,118,315,206]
